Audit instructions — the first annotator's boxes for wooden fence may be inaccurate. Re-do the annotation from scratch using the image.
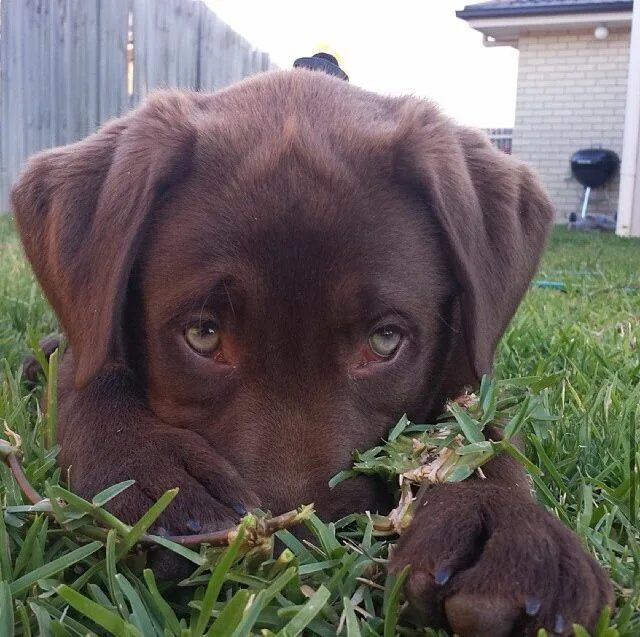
[0,0,273,210]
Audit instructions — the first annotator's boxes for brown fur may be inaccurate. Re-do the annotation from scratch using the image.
[12,69,612,635]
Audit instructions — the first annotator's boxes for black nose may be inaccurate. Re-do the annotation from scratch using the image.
[293,52,349,81]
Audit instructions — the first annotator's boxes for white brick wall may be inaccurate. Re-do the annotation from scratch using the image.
[512,28,630,221]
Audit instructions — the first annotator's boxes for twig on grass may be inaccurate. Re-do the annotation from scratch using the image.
[2,444,311,548]
[140,506,313,547]
[6,451,43,505]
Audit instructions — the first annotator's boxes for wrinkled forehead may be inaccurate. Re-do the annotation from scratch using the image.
[137,135,451,320]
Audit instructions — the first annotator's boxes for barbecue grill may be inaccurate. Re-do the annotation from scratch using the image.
[570,148,620,219]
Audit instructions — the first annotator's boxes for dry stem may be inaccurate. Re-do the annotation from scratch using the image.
[3,449,308,548]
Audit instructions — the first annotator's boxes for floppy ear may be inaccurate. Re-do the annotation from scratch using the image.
[11,91,196,388]
[400,107,554,383]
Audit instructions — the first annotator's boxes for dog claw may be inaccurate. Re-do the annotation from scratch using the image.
[525,598,541,616]
[230,501,248,516]
[186,519,202,533]
[434,566,452,586]
[553,613,565,634]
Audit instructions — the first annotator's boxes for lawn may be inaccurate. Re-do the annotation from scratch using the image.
[0,213,639,636]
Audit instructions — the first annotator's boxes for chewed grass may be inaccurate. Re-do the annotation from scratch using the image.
[0,214,639,636]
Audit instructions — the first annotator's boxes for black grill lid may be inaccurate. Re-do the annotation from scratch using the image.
[570,148,620,188]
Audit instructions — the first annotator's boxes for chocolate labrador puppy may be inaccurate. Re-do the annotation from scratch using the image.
[12,68,612,636]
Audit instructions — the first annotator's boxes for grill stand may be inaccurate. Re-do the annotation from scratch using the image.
[580,186,592,219]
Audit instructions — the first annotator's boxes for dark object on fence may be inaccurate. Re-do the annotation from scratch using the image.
[293,52,349,81]
[484,128,512,154]
[570,148,620,220]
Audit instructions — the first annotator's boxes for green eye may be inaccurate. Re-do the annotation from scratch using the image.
[369,325,402,358]
[185,321,220,355]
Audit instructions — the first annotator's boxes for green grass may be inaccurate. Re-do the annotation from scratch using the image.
[0,213,639,636]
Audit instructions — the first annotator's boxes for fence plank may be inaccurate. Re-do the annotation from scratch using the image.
[98,0,130,122]
[1,0,272,210]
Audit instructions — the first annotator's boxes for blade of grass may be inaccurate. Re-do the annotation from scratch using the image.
[193,525,247,637]
[0,581,14,637]
[343,596,362,637]
[115,574,158,637]
[143,569,182,637]
[15,600,31,637]
[0,508,13,581]
[448,403,485,443]
[28,602,53,637]
[106,529,128,619]
[56,584,142,636]
[117,488,178,558]
[13,514,45,578]
[205,589,250,637]
[10,541,102,596]
[92,480,136,507]
[44,348,58,449]
[383,566,409,637]
[229,567,299,637]
[277,585,331,637]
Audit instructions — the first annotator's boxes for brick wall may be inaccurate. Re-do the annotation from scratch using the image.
[513,28,630,221]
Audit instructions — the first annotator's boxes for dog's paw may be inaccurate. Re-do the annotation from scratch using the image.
[72,425,259,577]
[84,426,258,530]
[390,482,614,637]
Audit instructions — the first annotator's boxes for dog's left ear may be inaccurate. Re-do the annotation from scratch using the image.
[399,108,554,383]
[11,91,197,387]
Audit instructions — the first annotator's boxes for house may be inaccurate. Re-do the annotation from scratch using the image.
[457,0,640,236]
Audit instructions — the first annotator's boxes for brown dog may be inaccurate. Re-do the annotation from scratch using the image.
[12,68,612,636]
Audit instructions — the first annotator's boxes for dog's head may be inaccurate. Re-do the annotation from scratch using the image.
[12,70,552,516]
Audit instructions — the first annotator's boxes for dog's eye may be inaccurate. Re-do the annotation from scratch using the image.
[369,325,402,358]
[185,321,220,355]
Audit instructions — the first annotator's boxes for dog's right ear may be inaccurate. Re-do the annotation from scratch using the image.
[11,92,196,388]
[389,101,553,395]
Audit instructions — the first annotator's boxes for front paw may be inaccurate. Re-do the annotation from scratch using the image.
[70,426,259,576]
[390,482,614,637]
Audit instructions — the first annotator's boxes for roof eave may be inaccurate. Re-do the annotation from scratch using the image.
[458,8,633,47]
[457,2,634,21]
